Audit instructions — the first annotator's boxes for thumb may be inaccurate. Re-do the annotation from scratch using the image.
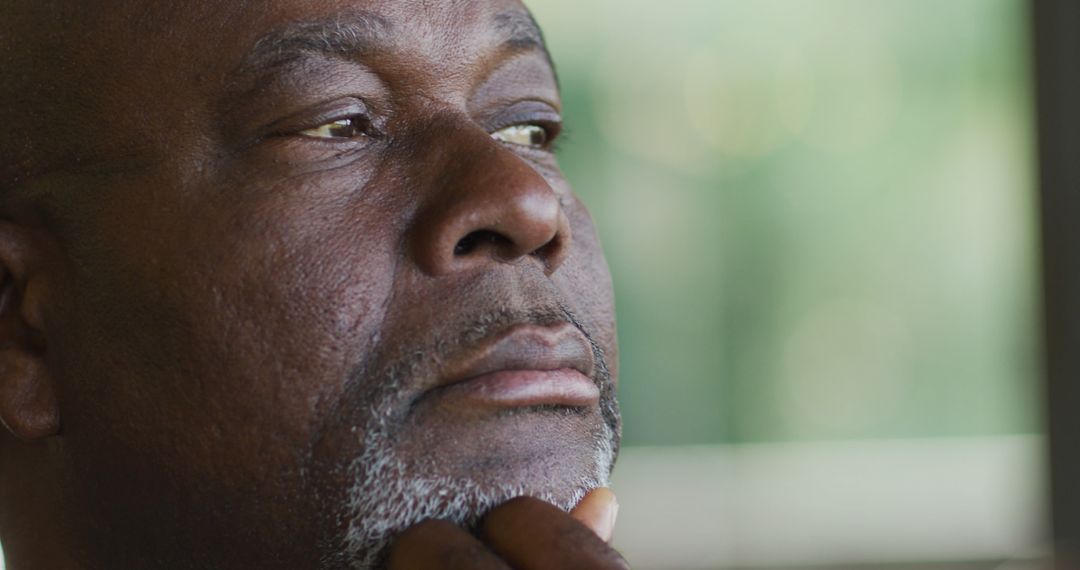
[569,487,619,543]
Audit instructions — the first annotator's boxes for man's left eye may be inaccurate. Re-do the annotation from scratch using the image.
[491,124,549,148]
[298,117,367,139]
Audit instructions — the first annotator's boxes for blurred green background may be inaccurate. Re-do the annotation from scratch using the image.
[530,0,1039,447]
[0,3,1042,569]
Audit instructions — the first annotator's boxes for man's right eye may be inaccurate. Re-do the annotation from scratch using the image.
[298,117,368,139]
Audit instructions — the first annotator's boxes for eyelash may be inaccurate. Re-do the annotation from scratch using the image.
[549,125,569,154]
[493,117,564,152]
[296,115,378,140]
[291,112,563,155]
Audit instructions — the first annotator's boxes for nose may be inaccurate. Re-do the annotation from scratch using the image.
[407,123,571,277]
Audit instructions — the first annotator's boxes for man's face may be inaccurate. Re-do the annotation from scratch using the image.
[12,0,618,567]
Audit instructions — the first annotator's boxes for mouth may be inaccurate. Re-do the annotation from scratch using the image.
[419,321,599,410]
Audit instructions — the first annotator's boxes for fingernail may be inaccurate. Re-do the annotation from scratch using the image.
[598,495,618,542]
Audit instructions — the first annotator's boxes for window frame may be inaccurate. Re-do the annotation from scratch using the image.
[1033,0,1080,560]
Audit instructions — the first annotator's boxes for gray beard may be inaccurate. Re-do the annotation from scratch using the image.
[339,412,616,569]
[326,308,620,569]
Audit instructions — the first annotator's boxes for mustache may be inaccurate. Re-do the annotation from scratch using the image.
[327,300,618,438]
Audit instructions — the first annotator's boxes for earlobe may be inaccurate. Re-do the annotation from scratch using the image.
[0,224,59,440]
[0,345,58,440]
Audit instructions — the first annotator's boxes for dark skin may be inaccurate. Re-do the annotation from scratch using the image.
[0,1,625,568]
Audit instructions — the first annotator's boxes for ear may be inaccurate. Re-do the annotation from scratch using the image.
[0,222,58,440]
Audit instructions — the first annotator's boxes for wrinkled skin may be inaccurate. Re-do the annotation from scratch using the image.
[0,1,623,568]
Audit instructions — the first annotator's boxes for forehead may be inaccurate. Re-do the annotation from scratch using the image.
[227,0,552,95]
[8,0,554,181]
[133,0,540,73]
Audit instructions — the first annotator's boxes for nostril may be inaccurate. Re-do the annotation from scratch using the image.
[452,235,474,256]
[453,230,509,257]
[531,235,561,259]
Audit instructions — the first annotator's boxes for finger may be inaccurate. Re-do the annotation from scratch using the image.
[387,519,512,570]
[480,496,630,570]
[569,487,619,542]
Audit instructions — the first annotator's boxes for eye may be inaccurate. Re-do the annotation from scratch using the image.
[491,124,549,148]
[298,117,369,140]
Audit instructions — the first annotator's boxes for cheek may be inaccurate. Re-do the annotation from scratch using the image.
[43,165,406,562]
[196,213,392,443]
[55,168,401,484]
[559,196,619,375]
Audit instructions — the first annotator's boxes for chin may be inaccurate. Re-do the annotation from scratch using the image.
[329,405,616,570]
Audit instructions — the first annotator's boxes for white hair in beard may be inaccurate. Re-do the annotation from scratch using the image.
[325,307,620,569]
[339,404,616,569]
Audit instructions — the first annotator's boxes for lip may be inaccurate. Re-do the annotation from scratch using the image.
[424,322,599,409]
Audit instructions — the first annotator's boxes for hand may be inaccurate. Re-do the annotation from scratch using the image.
[386,487,629,569]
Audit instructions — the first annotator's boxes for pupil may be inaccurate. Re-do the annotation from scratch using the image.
[329,119,355,137]
[529,127,545,146]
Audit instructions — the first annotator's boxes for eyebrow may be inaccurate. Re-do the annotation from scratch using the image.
[235,9,555,79]
[493,10,548,52]
[494,9,559,77]
[235,11,392,77]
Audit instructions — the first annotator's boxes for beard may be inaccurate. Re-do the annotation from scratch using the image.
[316,304,621,569]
